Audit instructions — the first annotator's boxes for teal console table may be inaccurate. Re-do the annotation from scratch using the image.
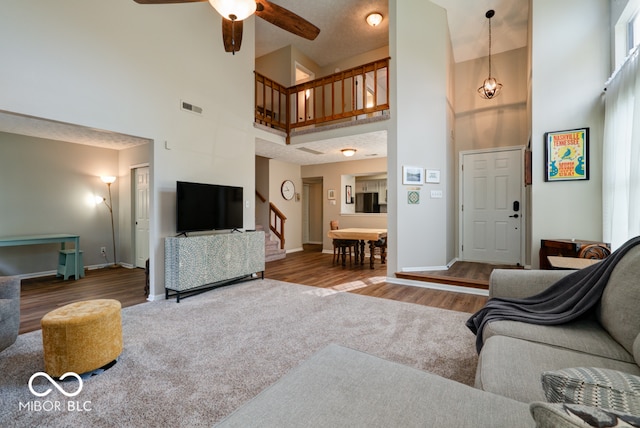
[0,234,81,279]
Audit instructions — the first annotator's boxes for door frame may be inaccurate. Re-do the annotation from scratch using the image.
[458,146,526,265]
[132,163,150,269]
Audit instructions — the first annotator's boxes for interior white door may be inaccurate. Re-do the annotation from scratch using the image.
[134,167,150,268]
[461,149,523,264]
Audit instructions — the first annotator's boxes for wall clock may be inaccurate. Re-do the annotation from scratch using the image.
[281,180,295,200]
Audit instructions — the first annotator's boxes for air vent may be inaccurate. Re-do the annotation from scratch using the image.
[297,147,324,155]
[181,100,203,115]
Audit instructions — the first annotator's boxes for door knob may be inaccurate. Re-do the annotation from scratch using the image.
[509,214,519,218]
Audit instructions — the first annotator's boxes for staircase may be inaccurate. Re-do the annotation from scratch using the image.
[257,225,286,262]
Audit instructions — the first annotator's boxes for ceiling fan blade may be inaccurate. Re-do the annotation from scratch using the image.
[222,19,244,53]
[133,0,205,3]
[255,0,320,41]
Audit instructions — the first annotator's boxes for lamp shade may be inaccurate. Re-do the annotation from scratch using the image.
[208,0,257,21]
[341,149,356,157]
[101,176,116,184]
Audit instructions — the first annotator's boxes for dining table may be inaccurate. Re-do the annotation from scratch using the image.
[327,228,387,269]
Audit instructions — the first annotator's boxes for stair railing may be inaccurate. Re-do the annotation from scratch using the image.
[269,202,286,249]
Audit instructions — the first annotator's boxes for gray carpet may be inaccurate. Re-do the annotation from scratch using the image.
[1,279,478,427]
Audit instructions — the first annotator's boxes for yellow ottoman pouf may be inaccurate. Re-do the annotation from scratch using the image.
[41,299,123,377]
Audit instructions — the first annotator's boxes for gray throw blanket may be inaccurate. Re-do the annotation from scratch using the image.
[466,236,640,353]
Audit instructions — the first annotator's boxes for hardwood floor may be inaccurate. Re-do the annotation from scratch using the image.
[265,244,488,314]
[19,267,147,334]
[17,245,489,334]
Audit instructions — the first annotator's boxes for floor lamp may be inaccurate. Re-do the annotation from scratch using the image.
[100,176,118,267]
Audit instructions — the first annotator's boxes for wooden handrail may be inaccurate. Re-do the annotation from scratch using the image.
[255,190,267,203]
[255,58,390,141]
[269,202,287,250]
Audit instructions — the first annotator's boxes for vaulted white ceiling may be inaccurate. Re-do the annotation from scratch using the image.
[1,0,529,165]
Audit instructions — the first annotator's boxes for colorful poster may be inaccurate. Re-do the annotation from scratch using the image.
[544,128,589,181]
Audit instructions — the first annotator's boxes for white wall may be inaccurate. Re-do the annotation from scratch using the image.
[0,0,257,297]
[530,0,610,268]
[455,48,529,153]
[389,0,453,273]
[269,159,303,252]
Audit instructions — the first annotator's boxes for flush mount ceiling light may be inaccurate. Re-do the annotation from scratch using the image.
[477,10,503,99]
[366,12,383,27]
[341,148,357,157]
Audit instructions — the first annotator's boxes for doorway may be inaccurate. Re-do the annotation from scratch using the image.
[459,147,524,265]
[134,166,150,268]
[302,178,323,244]
[295,62,315,123]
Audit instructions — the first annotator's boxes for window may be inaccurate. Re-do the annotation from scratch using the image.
[628,12,640,53]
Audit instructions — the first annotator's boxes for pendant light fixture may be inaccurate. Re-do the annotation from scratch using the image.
[477,10,503,99]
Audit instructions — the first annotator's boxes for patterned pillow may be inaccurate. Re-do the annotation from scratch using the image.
[542,367,640,414]
[530,402,640,428]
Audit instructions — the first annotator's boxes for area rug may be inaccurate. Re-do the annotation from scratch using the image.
[0,279,478,427]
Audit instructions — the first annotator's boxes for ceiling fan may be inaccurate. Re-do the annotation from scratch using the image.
[133,0,320,54]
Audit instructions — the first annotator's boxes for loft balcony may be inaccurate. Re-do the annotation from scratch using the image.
[255,58,390,142]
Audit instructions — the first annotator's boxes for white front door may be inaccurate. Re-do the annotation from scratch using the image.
[134,167,150,268]
[461,148,523,265]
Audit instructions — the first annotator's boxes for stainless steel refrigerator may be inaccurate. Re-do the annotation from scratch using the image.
[355,192,380,213]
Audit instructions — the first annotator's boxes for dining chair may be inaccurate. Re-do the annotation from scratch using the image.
[330,221,358,265]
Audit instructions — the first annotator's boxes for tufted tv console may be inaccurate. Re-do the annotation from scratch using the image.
[164,231,265,302]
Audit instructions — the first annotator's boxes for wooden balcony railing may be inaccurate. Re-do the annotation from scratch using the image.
[255,58,390,140]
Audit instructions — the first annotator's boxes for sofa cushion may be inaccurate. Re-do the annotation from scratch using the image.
[476,336,640,403]
[542,367,640,414]
[482,318,634,363]
[597,244,640,355]
[216,344,535,427]
[530,402,640,428]
[0,299,12,322]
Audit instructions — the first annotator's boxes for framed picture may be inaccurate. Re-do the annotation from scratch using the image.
[402,166,424,185]
[544,128,589,182]
[425,169,440,184]
[345,185,353,204]
[327,189,335,200]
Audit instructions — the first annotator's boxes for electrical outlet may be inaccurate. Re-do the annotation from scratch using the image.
[100,247,107,255]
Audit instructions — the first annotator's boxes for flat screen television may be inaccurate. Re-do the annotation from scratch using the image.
[176,181,243,233]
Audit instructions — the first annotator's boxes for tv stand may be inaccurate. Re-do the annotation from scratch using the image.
[164,231,265,302]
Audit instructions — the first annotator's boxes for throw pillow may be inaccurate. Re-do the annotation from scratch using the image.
[542,367,640,414]
[530,402,640,428]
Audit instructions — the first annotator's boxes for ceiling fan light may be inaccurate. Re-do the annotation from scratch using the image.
[341,148,357,157]
[366,12,383,27]
[208,0,257,21]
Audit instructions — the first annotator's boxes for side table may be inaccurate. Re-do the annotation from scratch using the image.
[539,239,611,269]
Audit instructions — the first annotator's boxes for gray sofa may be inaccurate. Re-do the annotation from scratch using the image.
[0,276,20,352]
[217,248,640,427]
